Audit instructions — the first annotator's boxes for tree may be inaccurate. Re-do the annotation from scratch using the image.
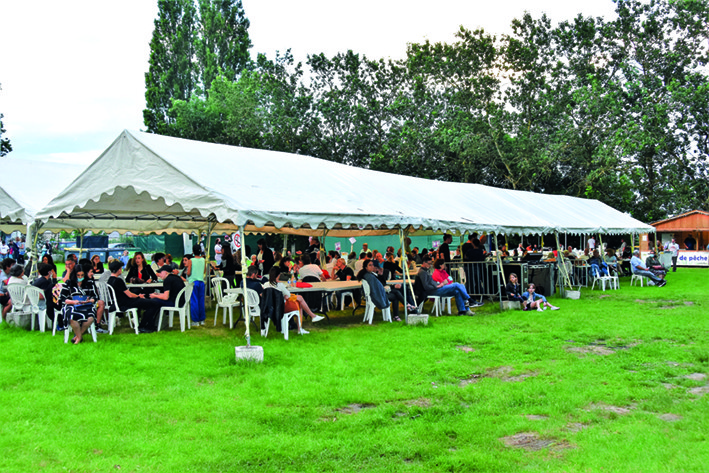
[0,83,10,157]
[143,0,251,134]
[0,113,10,158]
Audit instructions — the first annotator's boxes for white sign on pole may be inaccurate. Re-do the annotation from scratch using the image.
[349,237,357,244]
[335,242,341,251]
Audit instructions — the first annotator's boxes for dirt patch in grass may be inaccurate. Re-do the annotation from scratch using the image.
[635,299,648,304]
[404,398,432,408]
[599,295,611,299]
[688,386,709,397]
[585,403,635,415]
[565,422,591,432]
[658,413,683,422]
[684,373,707,381]
[456,345,476,353]
[336,403,376,414]
[567,340,639,356]
[500,432,573,452]
[525,415,548,421]
[684,301,694,306]
[459,366,538,386]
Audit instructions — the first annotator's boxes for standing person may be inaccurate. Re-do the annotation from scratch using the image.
[667,238,680,272]
[186,243,207,326]
[439,234,453,263]
[684,234,696,250]
[119,250,130,268]
[257,238,274,276]
[588,235,596,251]
[214,238,223,266]
[219,244,236,287]
[0,240,9,258]
[32,263,56,329]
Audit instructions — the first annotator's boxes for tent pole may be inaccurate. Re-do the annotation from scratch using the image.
[320,229,328,269]
[555,232,572,291]
[400,227,416,323]
[239,228,250,347]
[79,229,85,260]
[493,234,504,309]
[282,234,288,256]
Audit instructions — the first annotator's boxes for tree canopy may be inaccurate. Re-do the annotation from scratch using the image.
[147,0,709,221]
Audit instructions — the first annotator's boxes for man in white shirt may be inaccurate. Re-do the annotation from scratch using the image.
[0,242,9,258]
[296,254,323,281]
[588,236,596,250]
[667,238,680,272]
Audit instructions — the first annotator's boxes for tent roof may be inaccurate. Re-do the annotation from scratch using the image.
[0,159,84,231]
[36,130,654,236]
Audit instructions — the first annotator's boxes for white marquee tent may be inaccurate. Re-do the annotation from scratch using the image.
[35,130,655,237]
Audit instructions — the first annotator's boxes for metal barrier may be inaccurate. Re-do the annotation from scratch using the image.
[447,261,516,299]
[572,261,590,287]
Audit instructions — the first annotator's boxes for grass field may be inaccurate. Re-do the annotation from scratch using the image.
[1,268,707,472]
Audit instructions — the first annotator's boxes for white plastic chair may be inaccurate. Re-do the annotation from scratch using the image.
[629,266,647,287]
[337,291,355,310]
[590,267,613,291]
[6,284,34,329]
[24,285,48,332]
[425,295,452,316]
[157,283,193,332]
[245,288,265,336]
[361,279,391,324]
[97,282,139,335]
[211,277,241,328]
[64,317,97,343]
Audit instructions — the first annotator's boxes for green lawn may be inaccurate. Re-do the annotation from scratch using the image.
[1,269,707,472]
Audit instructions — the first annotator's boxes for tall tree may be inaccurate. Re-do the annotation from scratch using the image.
[0,83,10,157]
[0,113,10,157]
[143,0,251,134]
[195,0,251,95]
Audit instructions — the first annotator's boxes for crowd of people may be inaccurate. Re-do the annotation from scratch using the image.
[0,230,691,341]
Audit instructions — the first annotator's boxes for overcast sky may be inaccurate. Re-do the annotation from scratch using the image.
[0,0,619,165]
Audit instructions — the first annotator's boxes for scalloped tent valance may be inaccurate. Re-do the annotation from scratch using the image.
[34,130,655,237]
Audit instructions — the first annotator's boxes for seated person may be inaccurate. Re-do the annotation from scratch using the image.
[0,258,15,320]
[149,265,186,309]
[604,248,619,274]
[383,253,403,279]
[331,257,359,307]
[7,264,31,311]
[244,266,263,295]
[262,266,323,335]
[357,259,413,322]
[432,258,482,309]
[91,255,105,275]
[588,250,609,277]
[32,263,57,328]
[79,264,107,332]
[505,273,526,309]
[125,252,157,293]
[150,253,166,273]
[416,255,474,316]
[107,260,161,333]
[644,250,667,280]
[630,250,666,287]
[521,283,559,311]
[296,254,323,281]
[60,265,100,344]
